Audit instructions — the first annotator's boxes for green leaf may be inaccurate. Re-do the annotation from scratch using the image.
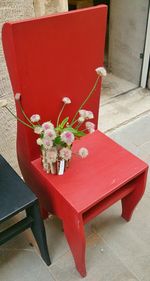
[75,131,86,137]
[59,117,69,129]
[63,127,86,137]
[53,136,66,147]
[55,126,62,133]
[53,136,61,145]
[63,127,77,133]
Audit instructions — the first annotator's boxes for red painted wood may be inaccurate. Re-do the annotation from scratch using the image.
[2,5,107,164]
[2,6,148,277]
[32,131,148,214]
[31,130,148,276]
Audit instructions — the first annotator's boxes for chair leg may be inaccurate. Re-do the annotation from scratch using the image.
[121,170,148,221]
[63,215,86,277]
[39,204,49,220]
[26,202,51,265]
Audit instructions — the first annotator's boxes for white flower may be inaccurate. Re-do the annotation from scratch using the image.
[89,128,95,133]
[59,147,72,161]
[42,137,53,149]
[60,131,75,145]
[46,148,57,163]
[95,67,107,77]
[79,147,88,158]
[0,99,7,107]
[62,97,71,104]
[43,162,49,171]
[34,126,43,134]
[79,109,94,120]
[79,109,87,119]
[30,114,40,123]
[85,122,95,133]
[44,129,56,140]
[87,111,94,119]
[42,121,54,131]
[15,93,21,101]
[36,138,43,146]
[78,116,85,123]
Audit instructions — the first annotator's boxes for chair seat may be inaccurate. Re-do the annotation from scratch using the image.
[0,155,36,223]
[32,130,147,214]
[31,130,148,276]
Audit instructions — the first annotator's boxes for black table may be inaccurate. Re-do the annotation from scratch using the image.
[0,155,51,265]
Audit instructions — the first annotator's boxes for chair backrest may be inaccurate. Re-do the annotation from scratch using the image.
[2,6,107,163]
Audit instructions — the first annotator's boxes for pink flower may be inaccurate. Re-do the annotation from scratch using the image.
[60,131,74,145]
[62,97,71,104]
[44,129,56,140]
[42,121,54,131]
[15,93,21,101]
[85,122,95,133]
[42,137,53,149]
[78,147,88,158]
[46,148,57,163]
[30,114,40,123]
[34,126,43,134]
[79,109,94,120]
[59,147,72,161]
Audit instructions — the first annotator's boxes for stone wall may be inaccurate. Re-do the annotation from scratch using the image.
[0,0,68,172]
[0,1,35,172]
[34,0,68,17]
[108,0,149,85]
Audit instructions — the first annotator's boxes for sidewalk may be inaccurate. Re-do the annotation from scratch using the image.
[0,87,150,281]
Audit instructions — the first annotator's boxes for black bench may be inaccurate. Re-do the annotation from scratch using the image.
[0,154,51,265]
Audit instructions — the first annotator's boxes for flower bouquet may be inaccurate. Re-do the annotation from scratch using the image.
[0,67,106,175]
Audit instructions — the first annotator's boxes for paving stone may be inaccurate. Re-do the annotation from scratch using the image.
[99,88,150,133]
[44,215,95,263]
[0,213,36,251]
[92,196,150,280]
[0,230,33,251]
[108,112,150,149]
[49,233,139,281]
[115,113,150,147]
[0,249,54,281]
[96,113,150,280]
[123,254,150,281]
[101,73,136,105]
[44,216,69,262]
[108,132,139,156]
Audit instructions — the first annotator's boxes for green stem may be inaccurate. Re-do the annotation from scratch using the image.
[75,122,83,130]
[80,128,88,132]
[71,118,80,127]
[5,106,34,129]
[56,103,66,127]
[70,76,100,125]
[18,100,34,126]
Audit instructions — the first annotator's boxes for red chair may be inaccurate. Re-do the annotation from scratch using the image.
[2,6,148,277]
